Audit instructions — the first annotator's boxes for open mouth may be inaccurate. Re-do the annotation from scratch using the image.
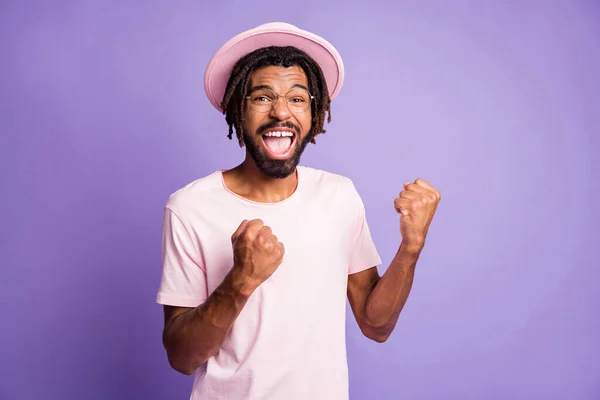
[261,130,296,159]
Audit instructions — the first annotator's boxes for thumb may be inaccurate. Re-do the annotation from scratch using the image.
[231,219,250,243]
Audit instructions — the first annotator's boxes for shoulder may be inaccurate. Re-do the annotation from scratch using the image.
[164,171,223,216]
[298,165,363,208]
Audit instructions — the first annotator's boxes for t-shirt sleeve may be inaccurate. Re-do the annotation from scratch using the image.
[348,183,382,275]
[156,207,208,307]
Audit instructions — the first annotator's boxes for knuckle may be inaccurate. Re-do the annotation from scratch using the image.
[250,219,264,228]
[246,220,264,234]
[263,238,272,249]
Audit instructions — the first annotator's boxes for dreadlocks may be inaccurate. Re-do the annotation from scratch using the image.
[220,46,332,147]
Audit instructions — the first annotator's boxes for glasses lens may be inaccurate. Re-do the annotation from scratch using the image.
[247,88,312,113]
[285,88,311,112]
[248,90,276,112]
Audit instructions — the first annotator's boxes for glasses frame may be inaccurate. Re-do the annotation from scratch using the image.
[245,88,314,113]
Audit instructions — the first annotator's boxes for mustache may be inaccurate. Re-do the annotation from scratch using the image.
[257,121,300,136]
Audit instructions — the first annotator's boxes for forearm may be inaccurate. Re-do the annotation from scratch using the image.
[163,267,254,375]
[365,242,421,336]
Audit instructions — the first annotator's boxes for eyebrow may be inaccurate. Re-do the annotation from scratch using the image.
[248,83,310,93]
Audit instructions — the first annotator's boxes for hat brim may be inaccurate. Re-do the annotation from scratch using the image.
[204,22,345,113]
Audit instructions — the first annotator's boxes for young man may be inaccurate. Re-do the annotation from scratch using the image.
[157,22,441,400]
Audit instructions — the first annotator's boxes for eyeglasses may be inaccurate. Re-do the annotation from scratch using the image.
[245,88,314,113]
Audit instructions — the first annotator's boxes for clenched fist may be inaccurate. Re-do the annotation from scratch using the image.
[394,178,441,250]
[231,219,285,290]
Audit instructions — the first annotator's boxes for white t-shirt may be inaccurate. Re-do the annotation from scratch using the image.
[157,165,382,400]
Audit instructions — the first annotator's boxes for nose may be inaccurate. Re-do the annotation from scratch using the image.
[269,95,292,120]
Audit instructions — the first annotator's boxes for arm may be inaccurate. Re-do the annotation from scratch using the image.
[162,267,253,375]
[347,178,440,342]
[161,219,284,375]
[347,243,420,343]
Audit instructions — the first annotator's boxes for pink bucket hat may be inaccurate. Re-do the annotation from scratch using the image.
[204,22,345,113]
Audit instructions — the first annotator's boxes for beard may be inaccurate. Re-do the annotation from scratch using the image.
[243,121,313,179]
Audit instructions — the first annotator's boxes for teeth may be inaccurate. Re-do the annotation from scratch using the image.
[264,131,293,137]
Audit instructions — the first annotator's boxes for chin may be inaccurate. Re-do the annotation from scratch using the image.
[257,159,298,179]
[243,131,311,179]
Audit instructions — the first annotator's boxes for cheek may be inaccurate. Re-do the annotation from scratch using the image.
[298,112,313,134]
[241,114,257,135]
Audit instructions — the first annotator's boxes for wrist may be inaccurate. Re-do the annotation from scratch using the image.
[230,264,259,297]
[399,240,424,256]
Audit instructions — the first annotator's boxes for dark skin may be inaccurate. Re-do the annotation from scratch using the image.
[162,65,441,375]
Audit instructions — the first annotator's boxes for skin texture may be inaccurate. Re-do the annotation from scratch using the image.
[347,178,441,342]
[161,65,441,375]
[225,65,314,201]
[241,66,314,179]
[162,218,284,375]
[221,46,331,147]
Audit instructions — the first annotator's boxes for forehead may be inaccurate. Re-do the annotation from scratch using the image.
[249,65,308,90]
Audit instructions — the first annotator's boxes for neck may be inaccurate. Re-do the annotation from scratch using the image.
[223,157,299,203]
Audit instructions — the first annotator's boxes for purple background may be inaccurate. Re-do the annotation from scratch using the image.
[1,1,599,399]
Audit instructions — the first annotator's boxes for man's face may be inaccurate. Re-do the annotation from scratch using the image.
[241,65,313,179]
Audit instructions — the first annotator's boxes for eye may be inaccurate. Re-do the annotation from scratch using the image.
[289,97,305,103]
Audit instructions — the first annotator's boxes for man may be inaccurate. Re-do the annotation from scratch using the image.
[156,22,441,399]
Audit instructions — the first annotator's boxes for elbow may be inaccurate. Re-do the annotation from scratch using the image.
[164,341,207,376]
[163,332,205,375]
[175,366,197,376]
[177,368,195,376]
[359,322,392,343]
[363,329,391,343]
[361,309,397,343]
[167,354,202,376]
[172,364,195,376]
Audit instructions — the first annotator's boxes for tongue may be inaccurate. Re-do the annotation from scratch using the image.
[263,136,292,156]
